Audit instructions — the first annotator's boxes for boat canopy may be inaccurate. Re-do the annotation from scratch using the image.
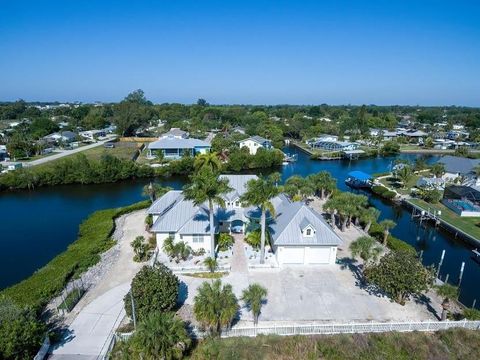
[347,171,372,181]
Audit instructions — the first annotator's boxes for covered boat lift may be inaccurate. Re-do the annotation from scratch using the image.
[345,170,373,189]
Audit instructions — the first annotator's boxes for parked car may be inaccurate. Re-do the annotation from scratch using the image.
[104,142,115,148]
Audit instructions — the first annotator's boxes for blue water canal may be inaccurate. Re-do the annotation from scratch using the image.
[1,147,479,309]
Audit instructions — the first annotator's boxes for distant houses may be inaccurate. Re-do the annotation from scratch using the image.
[43,131,77,144]
[239,136,273,155]
[147,128,210,159]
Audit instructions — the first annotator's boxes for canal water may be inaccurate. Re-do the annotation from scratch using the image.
[1,148,479,309]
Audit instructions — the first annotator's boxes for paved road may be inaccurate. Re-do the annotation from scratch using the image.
[49,283,129,359]
[24,136,116,167]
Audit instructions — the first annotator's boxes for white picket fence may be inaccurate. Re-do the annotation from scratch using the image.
[210,320,480,338]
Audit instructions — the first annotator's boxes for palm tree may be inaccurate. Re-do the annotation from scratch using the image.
[431,163,445,178]
[307,171,337,199]
[436,284,459,321]
[396,165,413,189]
[240,175,279,263]
[361,207,380,233]
[193,280,239,336]
[194,151,222,172]
[142,182,170,203]
[284,175,310,201]
[183,168,232,258]
[130,312,191,359]
[349,236,382,265]
[204,257,218,273]
[323,197,338,228]
[241,283,268,325]
[379,219,396,246]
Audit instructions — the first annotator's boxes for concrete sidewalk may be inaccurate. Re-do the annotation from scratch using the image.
[49,283,129,359]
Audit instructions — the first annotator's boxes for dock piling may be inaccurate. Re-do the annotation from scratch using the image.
[458,262,465,286]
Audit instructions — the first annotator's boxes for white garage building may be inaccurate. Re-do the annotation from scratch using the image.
[270,200,342,265]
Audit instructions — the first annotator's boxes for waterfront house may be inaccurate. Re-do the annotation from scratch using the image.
[239,136,273,155]
[147,174,341,264]
[442,185,480,217]
[147,137,211,159]
[438,156,480,186]
[308,139,359,152]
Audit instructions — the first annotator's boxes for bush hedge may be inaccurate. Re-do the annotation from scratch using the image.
[371,185,397,200]
[368,221,416,254]
[0,200,150,312]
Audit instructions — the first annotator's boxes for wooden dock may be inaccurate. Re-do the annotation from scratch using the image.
[403,199,480,247]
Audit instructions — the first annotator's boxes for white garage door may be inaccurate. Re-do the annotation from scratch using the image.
[281,247,305,264]
[305,247,331,264]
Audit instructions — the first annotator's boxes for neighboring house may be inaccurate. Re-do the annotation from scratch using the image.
[416,177,446,190]
[438,155,480,186]
[2,162,22,172]
[239,136,273,155]
[148,174,342,265]
[43,131,77,144]
[162,128,189,139]
[231,126,246,135]
[147,137,211,159]
[79,129,106,140]
[309,140,359,152]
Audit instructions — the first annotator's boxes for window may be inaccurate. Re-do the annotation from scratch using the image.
[306,228,311,236]
[193,235,204,243]
[235,201,240,207]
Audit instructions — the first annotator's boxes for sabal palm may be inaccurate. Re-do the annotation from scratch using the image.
[349,236,382,265]
[241,283,268,325]
[142,182,170,203]
[436,284,459,321]
[307,171,337,199]
[204,257,218,273]
[183,168,232,257]
[241,175,279,263]
[379,219,396,245]
[361,207,380,233]
[130,312,191,360]
[194,152,222,172]
[396,166,413,188]
[193,280,239,336]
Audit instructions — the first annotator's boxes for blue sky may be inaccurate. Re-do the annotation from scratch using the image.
[0,0,479,105]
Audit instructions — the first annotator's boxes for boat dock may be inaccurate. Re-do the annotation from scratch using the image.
[404,199,480,247]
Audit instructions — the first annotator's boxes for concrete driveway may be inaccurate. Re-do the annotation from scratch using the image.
[180,263,439,324]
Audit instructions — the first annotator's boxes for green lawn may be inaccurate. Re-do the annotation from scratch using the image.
[408,198,480,239]
[378,174,423,196]
[79,144,138,161]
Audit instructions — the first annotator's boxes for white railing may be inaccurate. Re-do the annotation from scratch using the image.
[212,320,480,338]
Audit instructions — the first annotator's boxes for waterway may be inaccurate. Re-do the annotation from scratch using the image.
[1,148,479,309]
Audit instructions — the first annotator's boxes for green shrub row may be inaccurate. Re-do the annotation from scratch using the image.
[0,200,150,312]
[368,221,416,254]
[371,185,397,199]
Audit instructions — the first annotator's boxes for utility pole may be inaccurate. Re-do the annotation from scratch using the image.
[130,291,137,330]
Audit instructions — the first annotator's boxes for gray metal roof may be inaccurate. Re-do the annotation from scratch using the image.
[163,128,188,138]
[150,192,213,234]
[148,137,211,150]
[241,135,271,145]
[220,174,258,201]
[270,198,342,246]
[439,156,480,175]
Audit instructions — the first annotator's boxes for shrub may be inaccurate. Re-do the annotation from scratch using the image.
[217,233,234,251]
[0,297,47,359]
[145,214,153,228]
[192,248,206,256]
[463,308,480,320]
[383,190,397,199]
[172,241,192,262]
[0,200,150,312]
[368,221,416,254]
[245,230,261,249]
[124,264,179,321]
[371,185,387,195]
[131,236,151,262]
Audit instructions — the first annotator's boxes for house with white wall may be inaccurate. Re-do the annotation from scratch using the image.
[147,174,342,265]
[239,136,273,155]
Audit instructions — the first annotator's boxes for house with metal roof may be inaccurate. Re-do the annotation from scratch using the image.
[147,137,211,159]
[239,136,273,155]
[148,174,341,264]
[438,155,480,186]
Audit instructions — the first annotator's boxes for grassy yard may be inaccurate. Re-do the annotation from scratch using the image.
[189,328,480,360]
[79,143,139,161]
[378,174,422,196]
[409,198,480,239]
